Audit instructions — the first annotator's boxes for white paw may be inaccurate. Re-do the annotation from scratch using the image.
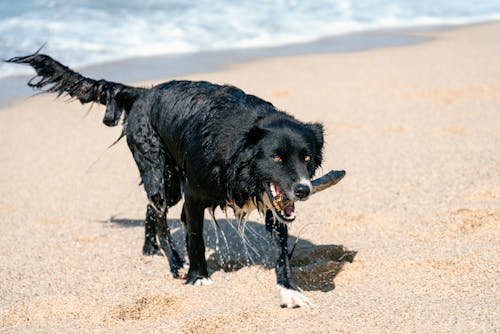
[277,285,314,308]
[194,277,214,286]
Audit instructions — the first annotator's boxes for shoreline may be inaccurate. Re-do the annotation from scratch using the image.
[0,23,453,108]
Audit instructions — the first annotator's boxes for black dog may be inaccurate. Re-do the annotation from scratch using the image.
[7,53,345,307]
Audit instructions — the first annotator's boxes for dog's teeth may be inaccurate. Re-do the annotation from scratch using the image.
[270,183,277,197]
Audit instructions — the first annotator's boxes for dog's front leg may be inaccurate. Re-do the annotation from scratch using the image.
[183,196,212,286]
[265,210,313,308]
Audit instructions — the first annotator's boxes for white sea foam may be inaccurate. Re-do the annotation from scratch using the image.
[1,0,500,79]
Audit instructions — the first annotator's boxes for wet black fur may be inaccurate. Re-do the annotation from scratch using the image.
[7,53,324,292]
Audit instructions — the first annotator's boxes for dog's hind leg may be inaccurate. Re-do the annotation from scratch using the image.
[126,103,173,259]
[143,204,161,256]
[126,100,168,215]
[149,205,186,278]
[265,210,313,308]
[182,194,212,286]
[144,201,186,278]
[154,163,186,276]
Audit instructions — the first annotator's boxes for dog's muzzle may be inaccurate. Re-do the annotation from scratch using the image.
[264,170,345,223]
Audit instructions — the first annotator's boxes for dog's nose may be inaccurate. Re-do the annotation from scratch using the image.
[293,183,311,200]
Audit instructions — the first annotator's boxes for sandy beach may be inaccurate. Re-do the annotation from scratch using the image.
[1,22,499,333]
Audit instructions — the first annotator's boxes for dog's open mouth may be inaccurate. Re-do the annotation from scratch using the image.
[262,170,346,223]
[264,182,296,222]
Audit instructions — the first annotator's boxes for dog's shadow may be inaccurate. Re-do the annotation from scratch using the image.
[106,217,356,292]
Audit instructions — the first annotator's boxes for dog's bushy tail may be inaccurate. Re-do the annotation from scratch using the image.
[6,52,142,127]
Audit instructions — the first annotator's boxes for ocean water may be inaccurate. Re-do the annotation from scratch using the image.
[1,0,500,79]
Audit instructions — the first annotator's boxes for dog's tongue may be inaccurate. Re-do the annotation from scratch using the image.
[283,204,295,218]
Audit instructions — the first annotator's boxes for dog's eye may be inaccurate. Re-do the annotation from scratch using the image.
[272,154,282,162]
[304,155,311,162]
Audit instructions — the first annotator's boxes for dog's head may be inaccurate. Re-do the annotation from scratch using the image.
[245,116,324,223]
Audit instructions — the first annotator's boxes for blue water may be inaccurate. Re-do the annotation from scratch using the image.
[1,0,500,79]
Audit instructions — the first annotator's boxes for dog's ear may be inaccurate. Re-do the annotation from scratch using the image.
[307,122,324,165]
[226,125,268,163]
[245,125,268,146]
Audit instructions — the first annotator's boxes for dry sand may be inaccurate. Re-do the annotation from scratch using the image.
[1,23,499,333]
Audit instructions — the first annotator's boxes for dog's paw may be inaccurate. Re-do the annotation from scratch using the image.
[172,264,189,280]
[193,277,213,286]
[185,272,213,286]
[277,285,314,308]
